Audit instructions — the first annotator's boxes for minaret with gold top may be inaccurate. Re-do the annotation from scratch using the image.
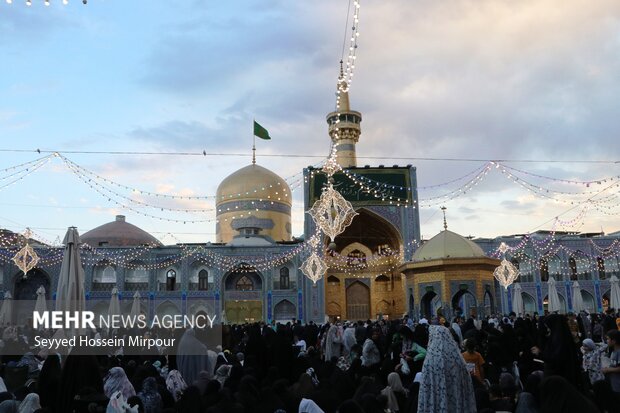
[326,61,362,168]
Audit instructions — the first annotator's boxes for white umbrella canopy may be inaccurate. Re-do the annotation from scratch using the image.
[512,283,524,316]
[571,281,585,313]
[109,287,121,318]
[35,285,47,315]
[547,277,562,313]
[610,275,620,311]
[0,292,13,326]
[130,291,141,320]
[55,227,86,313]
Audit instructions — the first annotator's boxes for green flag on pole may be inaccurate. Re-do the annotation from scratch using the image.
[253,120,271,140]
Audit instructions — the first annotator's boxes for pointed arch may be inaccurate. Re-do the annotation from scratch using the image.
[273,299,296,321]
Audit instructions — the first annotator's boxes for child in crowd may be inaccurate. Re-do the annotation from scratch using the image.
[581,338,607,386]
[462,338,485,385]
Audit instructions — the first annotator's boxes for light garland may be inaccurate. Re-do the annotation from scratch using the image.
[8,0,86,6]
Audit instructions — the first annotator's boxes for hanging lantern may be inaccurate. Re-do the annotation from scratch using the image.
[308,147,357,244]
[12,230,39,278]
[300,235,328,284]
[308,183,358,244]
[494,258,519,289]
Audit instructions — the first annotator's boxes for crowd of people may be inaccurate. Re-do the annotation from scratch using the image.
[0,308,619,413]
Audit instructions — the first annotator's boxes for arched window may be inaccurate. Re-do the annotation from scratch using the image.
[199,269,209,291]
[103,266,116,282]
[547,256,562,281]
[515,256,534,283]
[575,253,591,281]
[347,249,367,268]
[92,263,116,291]
[327,276,340,288]
[569,257,578,281]
[540,258,549,282]
[603,256,620,280]
[236,276,253,291]
[279,267,290,290]
[597,257,606,280]
[166,269,176,291]
[125,265,148,291]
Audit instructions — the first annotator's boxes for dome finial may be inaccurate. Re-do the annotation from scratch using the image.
[441,206,448,230]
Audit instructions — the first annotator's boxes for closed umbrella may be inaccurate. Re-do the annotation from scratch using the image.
[130,291,141,320]
[610,275,620,311]
[547,277,562,313]
[55,227,86,313]
[35,285,47,315]
[571,281,584,313]
[0,292,13,326]
[109,287,121,318]
[512,283,524,316]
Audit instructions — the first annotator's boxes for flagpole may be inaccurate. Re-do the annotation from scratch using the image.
[252,119,256,164]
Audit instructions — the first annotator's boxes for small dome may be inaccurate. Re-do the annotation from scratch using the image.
[412,230,486,261]
[216,164,291,207]
[81,215,162,247]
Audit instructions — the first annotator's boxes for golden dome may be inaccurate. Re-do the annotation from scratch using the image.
[412,230,486,261]
[216,164,291,207]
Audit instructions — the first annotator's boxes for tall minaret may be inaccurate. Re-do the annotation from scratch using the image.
[326,61,362,168]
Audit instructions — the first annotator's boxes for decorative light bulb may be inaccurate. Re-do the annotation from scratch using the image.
[26,0,31,5]
[45,0,50,5]
[7,0,12,4]
[63,0,68,4]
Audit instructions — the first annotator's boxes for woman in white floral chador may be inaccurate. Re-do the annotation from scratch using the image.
[417,325,477,413]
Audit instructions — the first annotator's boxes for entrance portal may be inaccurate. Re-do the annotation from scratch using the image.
[224,301,262,324]
[420,291,438,318]
[452,290,477,318]
[346,281,370,320]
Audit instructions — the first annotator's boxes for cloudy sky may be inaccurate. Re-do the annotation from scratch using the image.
[1,0,619,245]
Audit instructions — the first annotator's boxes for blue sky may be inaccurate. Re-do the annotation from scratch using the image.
[1,0,619,244]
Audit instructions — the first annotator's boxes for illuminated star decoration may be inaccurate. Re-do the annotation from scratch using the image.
[300,234,328,284]
[307,149,358,243]
[494,242,519,289]
[12,229,40,278]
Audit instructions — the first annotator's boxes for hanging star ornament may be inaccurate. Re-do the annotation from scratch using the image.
[300,251,328,285]
[308,182,357,243]
[494,258,519,289]
[12,244,39,278]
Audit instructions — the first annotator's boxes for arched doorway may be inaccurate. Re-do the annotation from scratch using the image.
[603,291,610,312]
[223,267,263,324]
[452,290,477,318]
[273,299,296,322]
[14,269,50,300]
[13,269,50,324]
[522,292,537,315]
[376,300,390,319]
[156,301,181,319]
[543,294,567,313]
[581,290,596,313]
[346,281,370,320]
[420,291,439,319]
[327,302,341,321]
[483,290,494,316]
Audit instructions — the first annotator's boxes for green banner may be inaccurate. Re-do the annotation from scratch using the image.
[308,167,411,206]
